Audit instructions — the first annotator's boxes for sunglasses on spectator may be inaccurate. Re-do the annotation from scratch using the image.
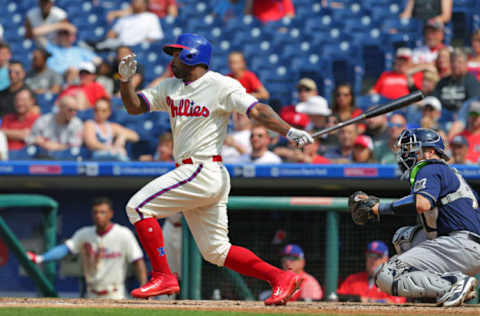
[298,87,312,92]
[388,122,404,128]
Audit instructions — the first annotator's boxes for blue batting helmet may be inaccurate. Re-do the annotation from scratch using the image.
[396,128,449,174]
[163,33,212,67]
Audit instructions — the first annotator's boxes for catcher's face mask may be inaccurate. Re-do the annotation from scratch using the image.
[396,129,422,175]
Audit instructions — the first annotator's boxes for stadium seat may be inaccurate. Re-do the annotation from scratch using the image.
[356,94,389,111]
[8,146,36,160]
[36,93,57,114]
[77,108,94,122]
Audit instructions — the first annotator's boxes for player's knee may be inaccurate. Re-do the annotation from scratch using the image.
[126,199,142,224]
[374,262,395,295]
[198,241,231,267]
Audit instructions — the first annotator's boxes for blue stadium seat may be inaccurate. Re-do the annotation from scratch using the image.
[77,108,94,122]
[356,94,390,111]
[8,146,36,160]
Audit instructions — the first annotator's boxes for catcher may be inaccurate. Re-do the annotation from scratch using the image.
[349,128,480,307]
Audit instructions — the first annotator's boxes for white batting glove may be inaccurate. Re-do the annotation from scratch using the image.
[286,127,314,148]
[118,54,137,82]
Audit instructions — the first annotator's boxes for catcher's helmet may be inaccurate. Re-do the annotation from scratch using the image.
[163,33,212,67]
[396,128,449,173]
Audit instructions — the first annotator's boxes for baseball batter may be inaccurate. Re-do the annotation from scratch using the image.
[349,128,480,307]
[27,197,147,299]
[118,33,313,305]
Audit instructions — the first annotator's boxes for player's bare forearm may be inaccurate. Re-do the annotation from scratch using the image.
[120,82,147,115]
[249,103,291,136]
[133,259,148,286]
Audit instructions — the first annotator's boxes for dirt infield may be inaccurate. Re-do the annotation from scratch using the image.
[1,297,480,315]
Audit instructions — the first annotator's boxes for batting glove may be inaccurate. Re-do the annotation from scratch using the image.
[286,127,314,148]
[26,251,43,264]
[118,54,137,82]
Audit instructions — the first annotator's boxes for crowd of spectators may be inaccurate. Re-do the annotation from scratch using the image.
[0,0,478,166]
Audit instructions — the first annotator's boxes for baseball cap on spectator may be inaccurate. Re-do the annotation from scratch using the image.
[296,96,331,116]
[78,61,96,74]
[353,135,373,150]
[396,47,412,60]
[420,96,442,111]
[425,20,444,30]
[297,78,317,91]
[366,240,388,257]
[450,135,469,147]
[281,244,304,260]
[282,111,309,129]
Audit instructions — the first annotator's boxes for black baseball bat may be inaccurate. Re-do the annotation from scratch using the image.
[312,90,424,138]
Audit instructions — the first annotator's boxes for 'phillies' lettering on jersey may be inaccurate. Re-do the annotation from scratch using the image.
[166,96,210,118]
[83,243,123,260]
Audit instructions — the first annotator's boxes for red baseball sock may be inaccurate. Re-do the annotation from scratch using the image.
[134,218,172,274]
[224,245,283,284]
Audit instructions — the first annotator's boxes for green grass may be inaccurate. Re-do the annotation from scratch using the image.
[0,308,445,316]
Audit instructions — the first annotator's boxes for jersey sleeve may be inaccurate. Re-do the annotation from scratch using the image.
[124,228,144,263]
[138,81,170,112]
[220,77,258,115]
[64,228,87,254]
[412,165,441,205]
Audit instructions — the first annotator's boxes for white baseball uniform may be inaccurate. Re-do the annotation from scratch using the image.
[65,224,144,299]
[126,71,258,266]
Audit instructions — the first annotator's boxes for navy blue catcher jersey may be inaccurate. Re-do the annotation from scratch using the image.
[411,161,480,236]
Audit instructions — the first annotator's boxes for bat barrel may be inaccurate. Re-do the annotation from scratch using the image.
[312,91,424,138]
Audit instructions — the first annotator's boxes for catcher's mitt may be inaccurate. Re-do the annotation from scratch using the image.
[348,191,380,225]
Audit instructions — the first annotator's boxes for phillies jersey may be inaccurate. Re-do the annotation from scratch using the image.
[138,71,258,161]
[65,224,143,294]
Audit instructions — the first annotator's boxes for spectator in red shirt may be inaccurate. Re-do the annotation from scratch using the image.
[460,100,480,164]
[370,47,423,100]
[0,88,40,150]
[337,241,406,304]
[59,61,109,110]
[227,51,269,100]
[281,244,323,302]
[245,0,295,23]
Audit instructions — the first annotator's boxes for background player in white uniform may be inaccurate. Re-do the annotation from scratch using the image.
[118,33,313,305]
[27,197,147,299]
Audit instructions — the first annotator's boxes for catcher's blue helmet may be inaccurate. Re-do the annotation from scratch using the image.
[163,33,212,67]
[396,128,449,173]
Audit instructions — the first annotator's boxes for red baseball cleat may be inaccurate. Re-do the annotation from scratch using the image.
[264,271,304,306]
[131,272,180,298]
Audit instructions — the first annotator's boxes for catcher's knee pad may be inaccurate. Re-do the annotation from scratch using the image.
[376,258,452,298]
[392,225,427,254]
[198,241,231,267]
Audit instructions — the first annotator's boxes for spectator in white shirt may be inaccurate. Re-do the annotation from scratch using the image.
[222,112,252,163]
[25,0,69,44]
[98,0,163,50]
[411,20,447,67]
[237,124,282,164]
